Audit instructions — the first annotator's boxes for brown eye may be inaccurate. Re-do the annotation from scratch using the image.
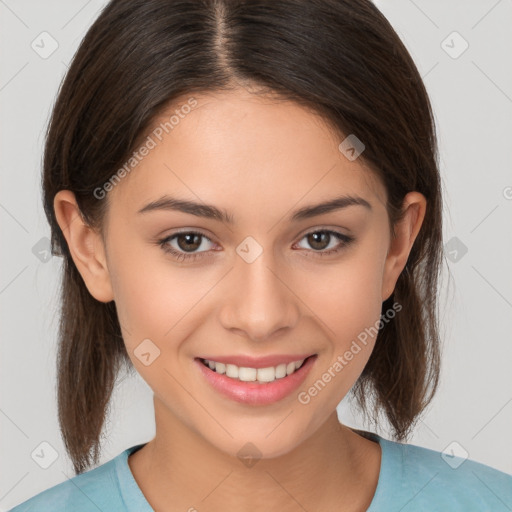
[175,233,203,252]
[295,229,355,257]
[306,232,331,250]
[158,231,215,262]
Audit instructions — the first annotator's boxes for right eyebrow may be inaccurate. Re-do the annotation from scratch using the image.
[137,196,234,224]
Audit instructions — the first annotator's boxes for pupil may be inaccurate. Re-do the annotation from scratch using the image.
[178,233,201,252]
[309,232,329,250]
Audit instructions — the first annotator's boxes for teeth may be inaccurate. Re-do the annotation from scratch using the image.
[225,364,239,378]
[257,367,275,382]
[239,367,257,382]
[203,358,306,383]
[275,363,287,379]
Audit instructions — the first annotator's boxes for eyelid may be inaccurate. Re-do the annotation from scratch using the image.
[160,226,216,239]
[298,224,352,237]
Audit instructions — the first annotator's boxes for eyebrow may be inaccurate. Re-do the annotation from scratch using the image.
[137,194,372,223]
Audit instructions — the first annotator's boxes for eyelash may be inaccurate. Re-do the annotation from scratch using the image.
[157,229,355,263]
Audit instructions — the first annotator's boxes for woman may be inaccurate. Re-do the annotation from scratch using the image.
[9,0,512,510]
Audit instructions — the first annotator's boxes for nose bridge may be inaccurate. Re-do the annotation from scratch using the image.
[219,242,299,341]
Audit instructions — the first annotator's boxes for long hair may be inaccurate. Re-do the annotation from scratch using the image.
[42,0,445,474]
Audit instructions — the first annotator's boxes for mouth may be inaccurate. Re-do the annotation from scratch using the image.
[198,356,310,384]
[194,354,318,405]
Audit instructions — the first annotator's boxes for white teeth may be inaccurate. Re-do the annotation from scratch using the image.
[275,363,287,379]
[238,367,257,382]
[257,367,276,382]
[225,364,239,378]
[203,357,307,383]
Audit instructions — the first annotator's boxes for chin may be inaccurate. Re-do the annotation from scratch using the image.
[202,422,312,463]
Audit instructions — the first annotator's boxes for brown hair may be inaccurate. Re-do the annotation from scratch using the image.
[43,0,445,474]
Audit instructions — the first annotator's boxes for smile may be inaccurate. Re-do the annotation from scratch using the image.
[200,357,306,384]
[195,354,318,405]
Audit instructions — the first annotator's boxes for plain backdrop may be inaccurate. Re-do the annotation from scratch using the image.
[1,0,511,509]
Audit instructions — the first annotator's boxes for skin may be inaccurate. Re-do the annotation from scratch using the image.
[54,87,426,511]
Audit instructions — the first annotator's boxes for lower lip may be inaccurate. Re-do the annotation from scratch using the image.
[194,355,317,405]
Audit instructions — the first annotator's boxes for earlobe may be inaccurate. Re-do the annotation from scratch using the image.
[381,192,427,302]
[53,190,114,303]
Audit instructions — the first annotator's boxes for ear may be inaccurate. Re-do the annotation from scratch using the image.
[53,190,114,303]
[381,191,427,302]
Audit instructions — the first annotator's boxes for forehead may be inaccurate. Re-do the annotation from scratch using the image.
[107,88,386,217]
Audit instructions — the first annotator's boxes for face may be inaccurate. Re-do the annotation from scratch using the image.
[57,87,424,460]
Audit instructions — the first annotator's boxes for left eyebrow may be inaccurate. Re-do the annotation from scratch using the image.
[288,195,372,222]
[137,194,372,223]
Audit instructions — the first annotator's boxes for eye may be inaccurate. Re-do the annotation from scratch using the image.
[158,231,216,262]
[157,228,355,263]
[294,229,355,257]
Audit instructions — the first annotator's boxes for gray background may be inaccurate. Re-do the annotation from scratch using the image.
[1,0,511,509]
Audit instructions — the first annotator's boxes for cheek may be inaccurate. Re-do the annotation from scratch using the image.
[110,266,197,347]
[302,249,385,339]
[107,239,221,363]
[294,266,384,413]
[295,243,386,392]
[108,258,203,402]
[106,235,183,344]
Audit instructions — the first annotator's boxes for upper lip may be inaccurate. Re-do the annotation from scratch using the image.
[197,353,315,369]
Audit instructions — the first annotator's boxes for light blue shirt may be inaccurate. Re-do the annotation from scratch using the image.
[9,432,512,511]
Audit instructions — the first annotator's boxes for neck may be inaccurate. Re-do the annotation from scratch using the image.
[128,397,381,512]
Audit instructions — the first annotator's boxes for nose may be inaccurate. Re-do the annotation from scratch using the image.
[218,251,300,343]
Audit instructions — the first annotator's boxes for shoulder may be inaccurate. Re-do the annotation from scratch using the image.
[375,435,512,511]
[8,451,125,512]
